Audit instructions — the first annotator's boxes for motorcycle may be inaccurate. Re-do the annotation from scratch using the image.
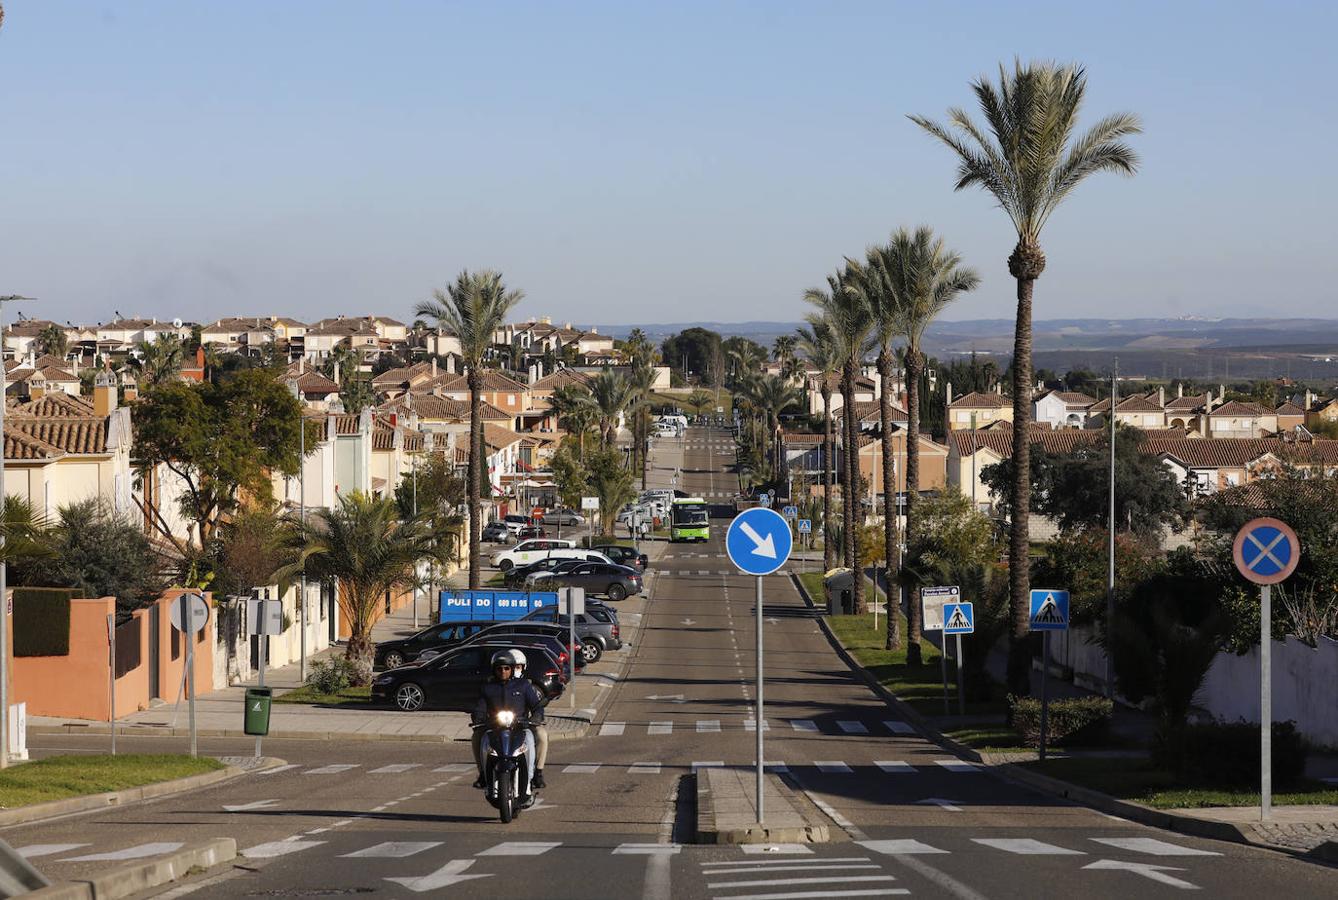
[480,710,535,823]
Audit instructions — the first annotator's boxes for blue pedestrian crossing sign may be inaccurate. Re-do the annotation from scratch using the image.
[1029,590,1070,631]
[796,519,812,534]
[943,602,974,635]
[781,505,798,519]
[726,507,793,576]
[1232,517,1300,586]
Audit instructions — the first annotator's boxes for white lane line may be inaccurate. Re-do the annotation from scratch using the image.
[62,842,184,862]
[306,764,359,775]
[17,844,88,858]
[874,761,915,774]
[599,721,626,736]
[935,760,983,773]
[697,720,721,733]
[859,839,947,855]
[971,838,1084,855]
[614,843,681,855]
[432,763,474,773]
[562,763,601,774]
[648,721,673,735]
[837,720,869,734]
[240,840,325,859]
[704,864,883,874]
[476,841,561,856]
[702,858,874,868]
[370,764,422,774]
[255,763,300,776]
[744,719,770,731]
[629,762,662,774]
[883,720,914,735]
[815,761,853,773]
[1090,837,1221,856]
[791,720,818,732]
[692,761,724,772]
[342,841,442,858]
[739,844,814,855]
[704,875,900,889]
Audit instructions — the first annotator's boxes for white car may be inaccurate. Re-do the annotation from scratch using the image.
[490,538,576,571]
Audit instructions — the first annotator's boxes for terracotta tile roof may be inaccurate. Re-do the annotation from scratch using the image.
[371,362,434,386]
[1142,437,1338,468]
[7,418,108,454]
[4,428,65,460]
[1209,400,1271,417]
[9,393,97,418]
[948,428,1104,457]
[781,432,826,445]
[334,414,362,436]
[1275,401,1306,416]
[1166,393,1208,411]
[482,422,522,452]
[950,391,1010,409]
[32,354,71,369]
[478,370,527,393]
[530,368,591,391]
[290,371,339,395]
[379,393,511,422]
[1114,395,1164,413]
[1051,391,1097,408]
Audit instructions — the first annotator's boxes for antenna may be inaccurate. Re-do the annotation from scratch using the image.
[173,318,183,328]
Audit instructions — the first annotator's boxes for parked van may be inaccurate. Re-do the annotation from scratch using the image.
[490,538,577,571]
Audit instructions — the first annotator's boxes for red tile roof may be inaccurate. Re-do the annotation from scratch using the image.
[949,391,1010,409]
[1208,400,1271,417]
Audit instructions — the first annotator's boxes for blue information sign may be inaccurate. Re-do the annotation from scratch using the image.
[796,519,812,534]
[943,602,974,635]
[726,507,793,576]
[1028,589,1070,631]
[781,505,798,519]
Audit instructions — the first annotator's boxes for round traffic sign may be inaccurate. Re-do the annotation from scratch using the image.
[1232,517,1300,585]
[726,507,793,576]
[169,593,210,633]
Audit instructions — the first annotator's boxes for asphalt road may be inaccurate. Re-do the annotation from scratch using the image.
[6,426,1335,898]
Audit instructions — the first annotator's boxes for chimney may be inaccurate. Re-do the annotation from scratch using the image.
[1177,382,1183,398]
[299,356,305,374]
[446,356,456,374]
[1305,389,1314,410]
[1158,386,1165,408]
[123,383,138,403]
[29,378,46,401]
[93,372,117,417]
[431,357,437,379]
[1219,384,1225,400]
[1205,390,1214,412]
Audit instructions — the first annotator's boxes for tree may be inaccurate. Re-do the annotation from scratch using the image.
[0,496,53,577]
[208,505,297,601]
[550,383,595,457]
[586,447,637,537]
[394,451,465,524]
[1043,428,1188,536]
[549,441,590,513]
[585,368,640,448]
[37,323,68,358]
[913,61,1142,695]
[26,500,168,616]
[289,492,435,676]
[661,327,722,382]
[686,390,714,415]
[415,270,525,590]
[129,333,185,387]
[797,321,841,588]
[339,374,375,415]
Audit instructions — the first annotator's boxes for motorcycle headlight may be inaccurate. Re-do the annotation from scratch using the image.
[495,710,515,726]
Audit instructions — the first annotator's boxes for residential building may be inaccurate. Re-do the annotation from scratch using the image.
[1033,390,1096,429]
[946,390,1012,431]
[1206,400,1278,439]
[1088,393,1167,430]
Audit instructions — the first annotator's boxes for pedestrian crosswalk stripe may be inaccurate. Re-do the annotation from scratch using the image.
[255,763,300,776]
[306,764,359,775]
[935,760,982,773]
[703,863,884,875]
[599,721,626,736]
[837,720,868,734]
[859,839,947,855]
[341,841,442,858]
[874,761,915,774]
[563,763,601,774]
[62,842,184,862]
[17,844,88,859]
[971,838,1083,855]
[764,761,789,773]
[791,720,818,732]
[698,720,721,732]
[692,761,724,772]
[701,857,875,867]
[883,720,914,735]
[370,764,422,774]
[648,721,673,735]
[629,762,661,774]
[815,761,852,773]
[1090,837,1220,856]
[739,844,813,855]
[704,875,900,890]
[613,843,681,855]
[432,763,474,773]
[241,841,325,860]
[477,841,561,856]
[744,719,771,731]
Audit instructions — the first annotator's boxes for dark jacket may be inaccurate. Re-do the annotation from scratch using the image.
[472,676,546,726]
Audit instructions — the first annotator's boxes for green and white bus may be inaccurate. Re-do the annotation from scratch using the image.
[670,497,710,542]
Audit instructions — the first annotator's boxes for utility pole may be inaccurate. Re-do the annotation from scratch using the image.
[0,294,37,769]
[412,448,419,629]
[1106,358,1118,699]
[299,405,307,684]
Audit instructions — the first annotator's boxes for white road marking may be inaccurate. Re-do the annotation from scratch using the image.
[432,763,474,773]
[370,764,422,774]
[874,761,915,774]
[815,761,853,773]
[972,838,1083,855]
[476,841,561,856]
[254,763,300,776]
[739,844,814,855]
[698,720,721,732]
[16,844,88,858]
[615,843,682,854]
[744,719,771,731]
[629,762,662,774]
[240,840,325,859]
[648,721,673,735]
[935,760,982,773]
[859,839,948,855]
[305,764,359,775]
[883,720,914,735]
[563,763,601,774]
[705,875,900,889]
[791,720,818,732]
[837,720,869,734]
[1083,859,1199,889]
[223,799,280,812]
[342,841,442,858]
[599,721,626,736]
[1090,837,1220,856]
[692,761,725,772]
[385,859,490,892]
[62,842,184,862]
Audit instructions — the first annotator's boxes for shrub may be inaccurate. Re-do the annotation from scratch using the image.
[306,656,367,694]
[1009,695,1113,747]
[1174,721,1308,786]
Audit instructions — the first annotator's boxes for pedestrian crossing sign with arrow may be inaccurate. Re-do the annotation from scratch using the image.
[943,602,974,635]
[1029,589,1070,631]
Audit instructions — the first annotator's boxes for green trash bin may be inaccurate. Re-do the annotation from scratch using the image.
[244,687,272,736]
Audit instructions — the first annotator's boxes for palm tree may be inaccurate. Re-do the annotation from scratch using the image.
[550,383,595,457]
[864,227,981,658]
[912,61,1140,694]
[796,321,840,583]
[753,374,802,478]
[130,333,185,387]
[415,270,525,589]
[805,266,874,615]
[627,362,656,488]
[772,335,798,380]
[585,369,638,448]
[288,492,433,678]
[37,323,68,359]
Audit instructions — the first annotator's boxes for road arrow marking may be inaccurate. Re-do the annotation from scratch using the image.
[915,797,964,812]
[681,618,697,625]
[739,521,777,558]
[385,859,492,892]
[1082,859,1199,889]
[765,617,780,625]
[223,799,280,812]
[646,694,686,702]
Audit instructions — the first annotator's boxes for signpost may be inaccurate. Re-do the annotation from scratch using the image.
[1029,589,1071,761]
[169,593,209,758]
[564,587,585,710]
[725,507,793,827]
[247,594,283,758]
[943,602,974,716]
[921,586,960,714]
[1232,516,1300,821]
[106,613,116,756]
[581,497,599,547]
[796,519,812,573]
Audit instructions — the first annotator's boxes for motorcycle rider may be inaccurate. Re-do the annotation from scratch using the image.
[507,650,551,788]
[471,649,546,790]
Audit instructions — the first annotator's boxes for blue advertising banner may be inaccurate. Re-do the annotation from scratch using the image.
[438,590,559,623]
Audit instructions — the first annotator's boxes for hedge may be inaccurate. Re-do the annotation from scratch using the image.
[1178,721,1308,785]
[13,588,76,657]
[1009,695,1113,747]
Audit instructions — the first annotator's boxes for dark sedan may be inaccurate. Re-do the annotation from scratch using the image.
[593,544,649,571]
[374,621,493,670]
[541,562,643,601]
[371,642,565,712]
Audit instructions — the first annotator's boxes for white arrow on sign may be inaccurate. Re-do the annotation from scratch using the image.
[222,799,279,812]
[738,521,777,558]
[646,694,686,703]
[386,859,491,892]
[1082,860,1198,890]
[914,797,964,812]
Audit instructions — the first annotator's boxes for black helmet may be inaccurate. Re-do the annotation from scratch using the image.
[491,649,521,674]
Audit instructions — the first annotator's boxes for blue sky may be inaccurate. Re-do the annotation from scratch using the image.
[1,1,1334,327]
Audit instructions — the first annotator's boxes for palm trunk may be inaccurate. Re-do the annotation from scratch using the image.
[821,386,834,584]
[839,373,852,568]
[467,371,483,590]
[844,358,864,615]
[904,346,923,665]
[1006,271,1037,697]
[878,346,901,651]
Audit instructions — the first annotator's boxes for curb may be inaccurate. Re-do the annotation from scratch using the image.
[30,724,471,743]
[31,838,236,900]
[0,757,285,828]
[694,771,830,845]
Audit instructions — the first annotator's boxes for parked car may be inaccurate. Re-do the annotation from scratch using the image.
[521,606,622,663]
[593,544,649,571]
[482,521,512,543]
[518,557,590,589]
[374,621,496,670]
[463,622,587,671]
[502,513,532,534]
[371,642,565,712]
[504,551,613,586]
[541,508,585,527]
[490,538,577,571]
[538,562,642,602]
[514,523,544,540]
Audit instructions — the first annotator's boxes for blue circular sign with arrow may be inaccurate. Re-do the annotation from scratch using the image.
[726,507,793,576]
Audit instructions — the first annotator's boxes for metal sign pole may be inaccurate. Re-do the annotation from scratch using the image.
[183,596,197,758]
[108,613,116,756]
[941,638,950,715]
[255,598,266,760]
[1039,632,1050,761]
[756,574,764,825]
[956,633,965,716]
[568,589,575,710]
[1261,583,1271,821]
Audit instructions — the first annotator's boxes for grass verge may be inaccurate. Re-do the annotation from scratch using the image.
[0,754,224,809]
[274,684,373,706]
[944,725,1027,753]
[1020,756,1338,809]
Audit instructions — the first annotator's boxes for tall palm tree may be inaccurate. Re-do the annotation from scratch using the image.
[415,270,525,589]
[130,333,185,387]
[864,227,981,658]
[796,321,840,583]
[805,266,874,615]
[628,362,656,488]
[912,61,1140,694]
[753,374,802,480]
[550,383,595,457]
[585,369,639,448]
[37,323,68,359]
